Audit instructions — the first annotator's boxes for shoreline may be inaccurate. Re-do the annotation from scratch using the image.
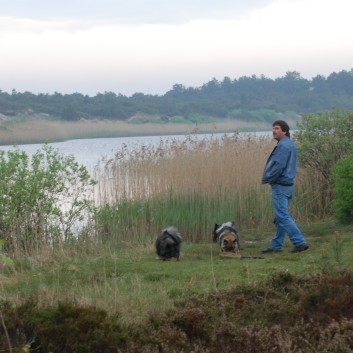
[0,118,275,146]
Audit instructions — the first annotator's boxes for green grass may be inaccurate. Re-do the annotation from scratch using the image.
[1,220,353,352]
[2,219,352,327]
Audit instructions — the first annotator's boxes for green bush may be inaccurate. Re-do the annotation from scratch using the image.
[169,115,191,124]
[295,109,353,182]
[295,109,353,214]
[187,113,214,124]
[227,109,283,122]
[0,145,96,254]
[332,154,353,223]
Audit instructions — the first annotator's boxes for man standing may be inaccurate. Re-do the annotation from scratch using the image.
[261,120,308,254]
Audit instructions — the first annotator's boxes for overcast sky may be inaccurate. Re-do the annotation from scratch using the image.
[1,0,352,96]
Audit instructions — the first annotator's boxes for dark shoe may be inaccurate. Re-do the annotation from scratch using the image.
[261,248,282,254]
[289,244,309,253]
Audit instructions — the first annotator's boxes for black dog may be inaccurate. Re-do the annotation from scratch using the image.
[213,221,240,253]
[156,226,182,261]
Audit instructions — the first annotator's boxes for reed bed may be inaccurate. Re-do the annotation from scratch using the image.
[94,133,331,243]
[0,118,269,145]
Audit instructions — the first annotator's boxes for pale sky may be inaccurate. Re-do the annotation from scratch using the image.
[1,0,352,96]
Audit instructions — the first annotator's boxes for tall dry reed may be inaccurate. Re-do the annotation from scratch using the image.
[94,133,331,243]
[95,134,271,200]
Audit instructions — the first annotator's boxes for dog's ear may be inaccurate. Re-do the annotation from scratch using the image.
[212,223,220,242]
[231,221,238,233]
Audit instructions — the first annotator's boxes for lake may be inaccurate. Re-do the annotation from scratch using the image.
[0,131,272,173]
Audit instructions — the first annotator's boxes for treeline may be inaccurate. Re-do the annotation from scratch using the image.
[1,69,353,122]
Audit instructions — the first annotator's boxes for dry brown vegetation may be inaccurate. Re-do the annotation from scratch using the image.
[0,118,272,145]
[95,133,273,202]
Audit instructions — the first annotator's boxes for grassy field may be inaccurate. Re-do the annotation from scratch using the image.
[1,220,352,324]
[1,220,353,352]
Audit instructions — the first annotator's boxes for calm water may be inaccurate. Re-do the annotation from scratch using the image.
[0,131,272,173]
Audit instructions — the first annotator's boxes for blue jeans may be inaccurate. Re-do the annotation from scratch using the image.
[268,184,306,250]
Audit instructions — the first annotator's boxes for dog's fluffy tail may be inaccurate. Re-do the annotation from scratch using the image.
[221,221,236,230]
[156,226,183,260]
[162,226,182,243]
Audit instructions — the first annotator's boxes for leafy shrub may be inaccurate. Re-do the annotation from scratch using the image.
[332,154,353,223]
[0,240,14,270]
[187,113,214,124]
[294,109,353,215]
[295,109,353,182]
[0,145,96,254]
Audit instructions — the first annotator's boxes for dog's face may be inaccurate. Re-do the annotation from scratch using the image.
[213,221,240,253]
[220,230,239,253]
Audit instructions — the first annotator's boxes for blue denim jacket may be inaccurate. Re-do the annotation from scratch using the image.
[261,136,297,185]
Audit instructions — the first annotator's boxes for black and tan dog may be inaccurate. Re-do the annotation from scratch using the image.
[213,221,240,253]
[156,226,183,261]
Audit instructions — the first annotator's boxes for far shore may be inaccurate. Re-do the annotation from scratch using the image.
[0,118,277,146]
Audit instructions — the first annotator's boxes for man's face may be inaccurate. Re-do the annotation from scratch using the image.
[272,125,287,140]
